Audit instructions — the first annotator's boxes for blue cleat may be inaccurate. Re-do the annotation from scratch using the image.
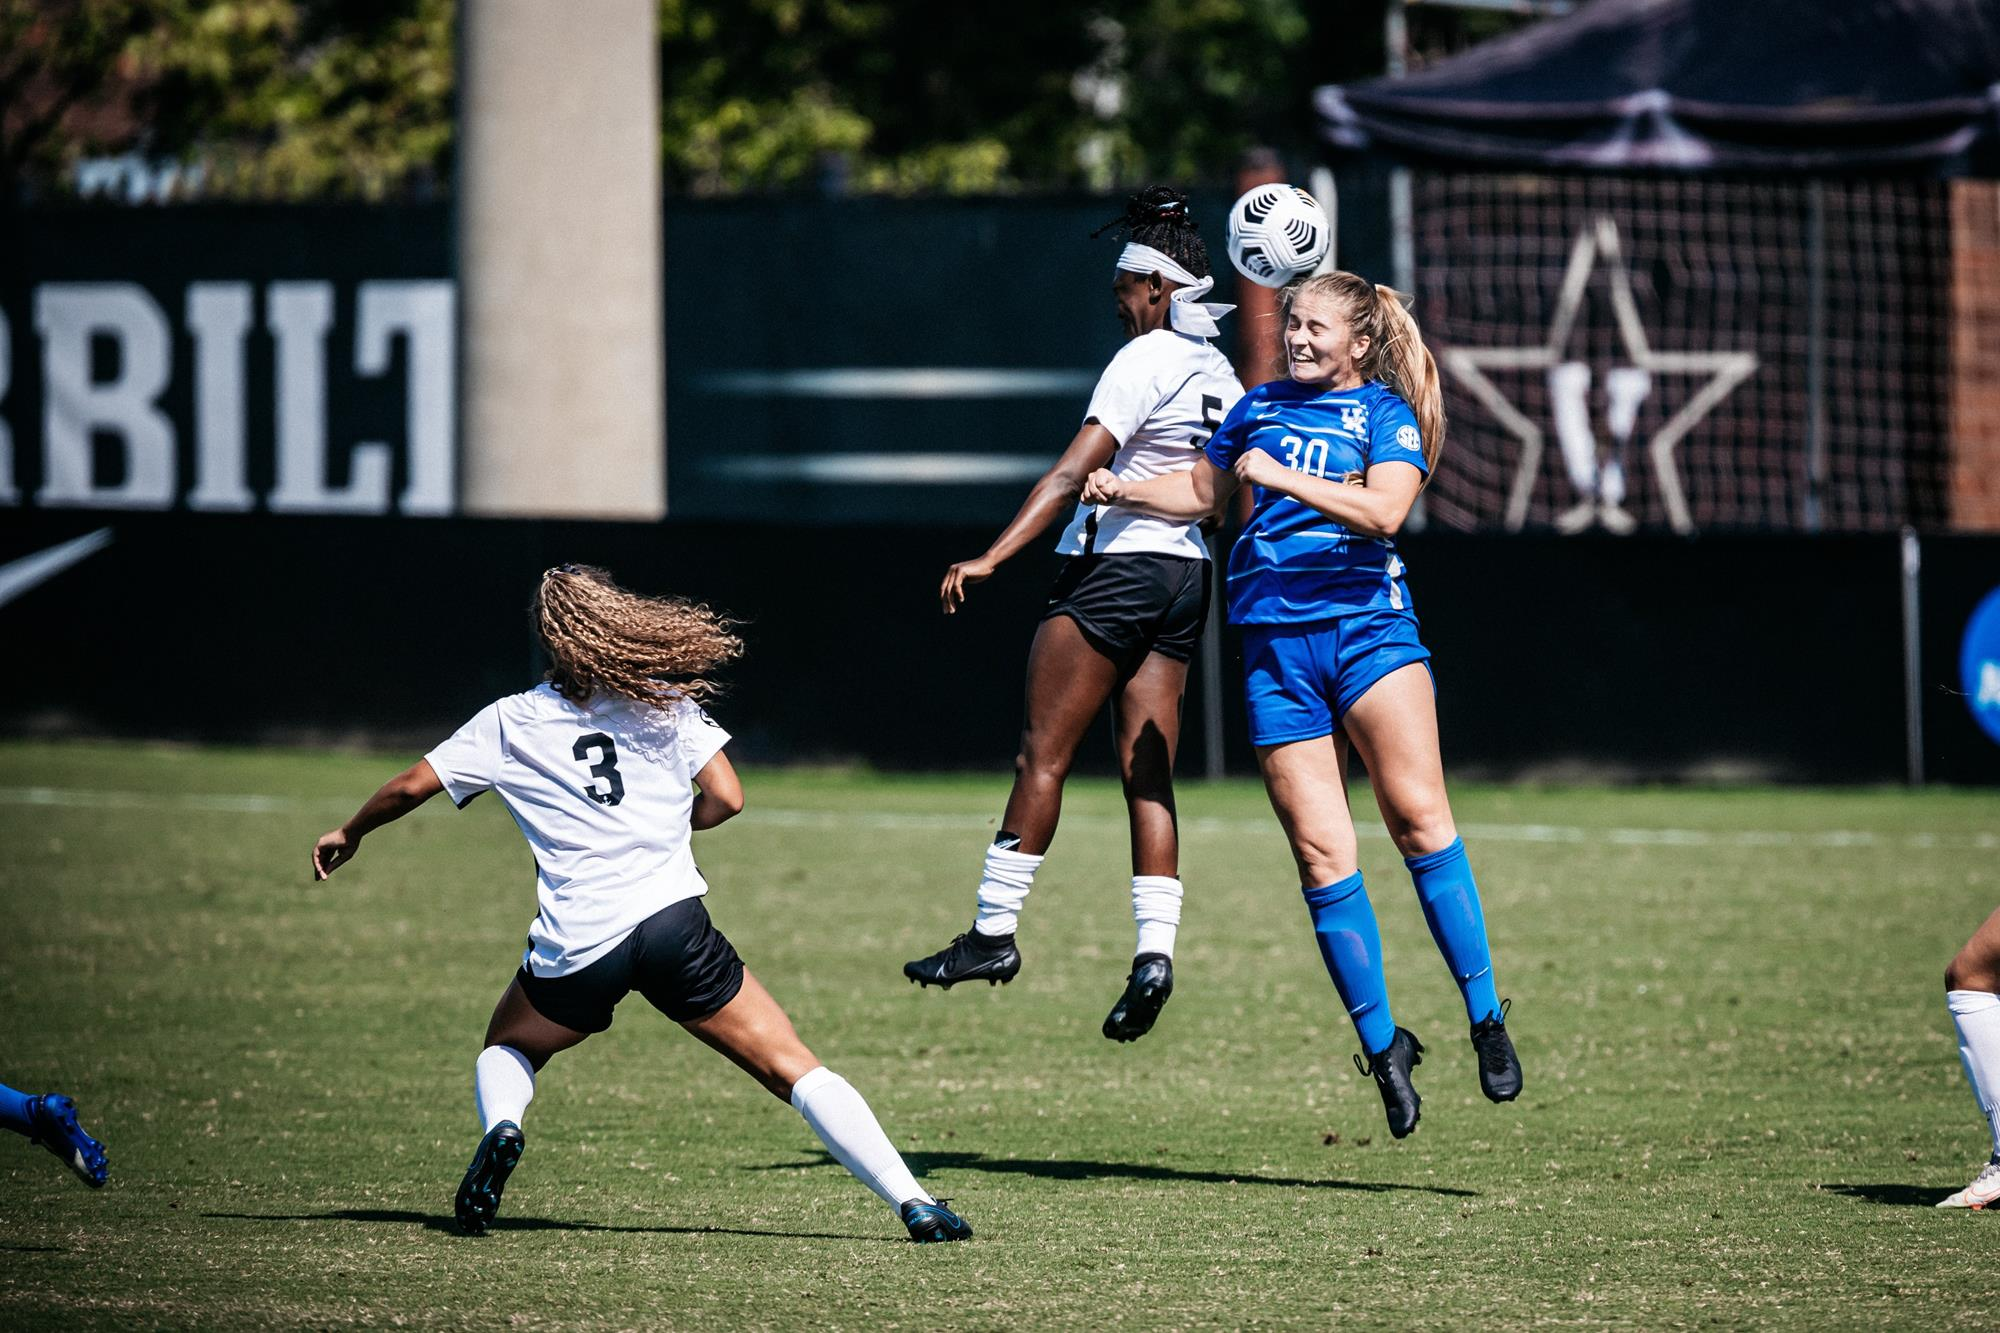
[454,1121,524,1235]
[29,1094,108,1189]
[900,1197,973,1244]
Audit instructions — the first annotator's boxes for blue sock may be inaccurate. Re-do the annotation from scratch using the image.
[0,1082,36,1136]
[1301,873,1396,1054]
[1405,837,1503,1024]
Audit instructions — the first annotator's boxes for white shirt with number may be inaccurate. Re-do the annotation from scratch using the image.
[424,684,731,978]
[1056,328,1245,560]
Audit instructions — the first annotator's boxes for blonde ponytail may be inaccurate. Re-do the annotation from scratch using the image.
[1371,285,1445,475]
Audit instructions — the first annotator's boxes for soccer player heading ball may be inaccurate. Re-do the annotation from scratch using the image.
[310,566,970,1243]
[906,186,1245,1041]
[1083,271,1523,1138]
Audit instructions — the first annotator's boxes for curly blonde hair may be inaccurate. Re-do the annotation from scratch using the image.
[534,564,743,709]
[1280,271,1446,474]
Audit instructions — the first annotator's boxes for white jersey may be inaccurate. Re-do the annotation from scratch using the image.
[425,684,732,978]
[1058,329,1245,560]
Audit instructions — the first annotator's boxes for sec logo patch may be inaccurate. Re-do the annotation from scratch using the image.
[1395,424,1421,452]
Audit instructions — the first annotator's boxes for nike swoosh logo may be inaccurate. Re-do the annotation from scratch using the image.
[0,528,114,609]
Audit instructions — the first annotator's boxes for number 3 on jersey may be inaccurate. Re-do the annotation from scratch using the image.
[572,732,625,806]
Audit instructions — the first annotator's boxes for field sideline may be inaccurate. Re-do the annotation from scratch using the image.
[1,739,1997,1329]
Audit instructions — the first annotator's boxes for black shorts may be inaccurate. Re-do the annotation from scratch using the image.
[1041,553,1211,664]
[515,897,745,1034]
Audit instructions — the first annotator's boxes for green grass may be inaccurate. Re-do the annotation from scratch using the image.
[1,739,1997,1329]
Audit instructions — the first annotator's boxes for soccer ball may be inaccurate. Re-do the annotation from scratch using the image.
[1226,184,1331,288]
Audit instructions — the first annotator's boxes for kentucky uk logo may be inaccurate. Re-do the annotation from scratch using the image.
[1439,217,1758,535]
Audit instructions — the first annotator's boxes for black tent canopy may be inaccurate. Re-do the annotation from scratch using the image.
[1316,0,2000,173]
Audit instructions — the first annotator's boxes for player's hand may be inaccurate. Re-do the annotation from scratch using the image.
[940,555,998,615]
[1232,450,1288,491]
[1080,468,1124,506]
[312,828,358,880]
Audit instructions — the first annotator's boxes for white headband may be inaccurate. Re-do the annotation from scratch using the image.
[1116,243,1235,339]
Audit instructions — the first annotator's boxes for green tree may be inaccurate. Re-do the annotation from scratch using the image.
[1,0,453,202]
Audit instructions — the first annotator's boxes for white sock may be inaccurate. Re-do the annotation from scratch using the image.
[475,1044,536,1134]
[1132,874,1183,959]
[1948,990,2000,1156]
[790,1066,932,1209]
[973,842,1043,938]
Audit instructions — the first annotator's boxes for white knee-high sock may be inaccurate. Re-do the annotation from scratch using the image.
[475,1045,536,1134]
[790,1066,932,1209]
[1132,875,1183,958]
[1948,990,2000,1157]
[973,842,1044,937]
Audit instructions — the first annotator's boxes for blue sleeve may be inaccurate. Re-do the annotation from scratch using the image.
[1203,388,1261,473]
[1366,394,1428,475]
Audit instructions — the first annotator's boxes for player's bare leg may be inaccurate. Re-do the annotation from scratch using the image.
[906,615,1122,989]
[1344,663,1520,1103]
[679,970,821,1102]
[456,980,593,1235]
[1259,733,1423,1136]
[686,972,970,1240]
[1341,663,1457,860]
[1104,650,1188,1041]
[1000,614,1128,854]
[1256,733,1358,887]
[1941,904,2000,1208]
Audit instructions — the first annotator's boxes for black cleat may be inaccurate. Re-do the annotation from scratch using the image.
[900,1197,973,1243]
[454,1121,525,1236]
[1470,999,1522,1102]
[904,930,1021,989]
[1354,1027,1424,1139]
[1102,953,1174,1042]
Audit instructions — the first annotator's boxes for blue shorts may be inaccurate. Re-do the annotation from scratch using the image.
[1241,611,1433,747]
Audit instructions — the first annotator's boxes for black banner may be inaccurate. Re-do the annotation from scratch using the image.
[4,512,1990,784]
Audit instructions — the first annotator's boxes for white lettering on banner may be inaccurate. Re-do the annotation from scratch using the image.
[186,283,254,512]
[267,282,391,514]
[35,284,176,509]
[2,279,458,516]
[0,310,13,504]
[356,281,455,516]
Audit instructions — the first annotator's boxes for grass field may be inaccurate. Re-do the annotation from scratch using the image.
[1,739,1997,1329]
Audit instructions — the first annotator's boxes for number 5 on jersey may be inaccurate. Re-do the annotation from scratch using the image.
[1191,393,1224,450]
[573,732,625,806]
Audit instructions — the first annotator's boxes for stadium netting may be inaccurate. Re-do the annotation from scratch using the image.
[1410,173,1951,535]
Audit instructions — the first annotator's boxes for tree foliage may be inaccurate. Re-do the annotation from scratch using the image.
[4,0,1519,201]
[2,0,453,201]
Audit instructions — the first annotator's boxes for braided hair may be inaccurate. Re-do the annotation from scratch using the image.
[1091,185,1211,280]
[534,564,743,710]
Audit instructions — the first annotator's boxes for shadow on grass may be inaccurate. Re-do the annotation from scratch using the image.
[0,1245,63,1253]
[1817,1183,1949,1207]
[203,1210,882,1242]
[752,1149,1477,1197]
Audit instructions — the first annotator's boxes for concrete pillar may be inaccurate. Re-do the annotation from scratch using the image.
[458,0,664,519]
[1949,178,2000,532]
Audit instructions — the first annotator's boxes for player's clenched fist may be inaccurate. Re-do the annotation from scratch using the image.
[1080,468,1124,506]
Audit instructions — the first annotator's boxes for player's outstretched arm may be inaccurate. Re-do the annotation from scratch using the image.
[1233,454,1421,539]
[311,759,446,880]
[1083,457,1233,522]
[690,751,744,831]
[940,423,1119,614]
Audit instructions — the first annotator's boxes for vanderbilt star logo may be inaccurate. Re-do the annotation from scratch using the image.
[1440,217,1758,534]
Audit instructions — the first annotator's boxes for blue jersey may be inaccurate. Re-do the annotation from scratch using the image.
[1203,378,1428,625]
